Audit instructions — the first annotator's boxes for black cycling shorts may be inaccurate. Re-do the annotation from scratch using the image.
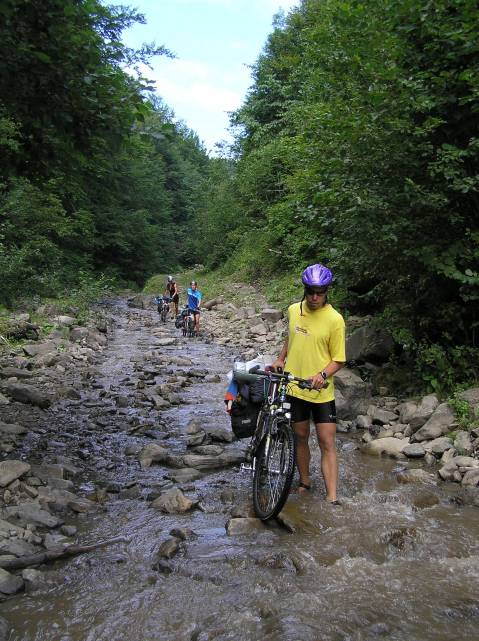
[287,396,337,424]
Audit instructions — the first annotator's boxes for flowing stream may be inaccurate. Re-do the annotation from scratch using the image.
[2,301,478,641]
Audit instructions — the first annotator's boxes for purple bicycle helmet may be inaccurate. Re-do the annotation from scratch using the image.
[301,263,333,287]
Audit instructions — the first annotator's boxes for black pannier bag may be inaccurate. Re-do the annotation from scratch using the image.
[230,381,265,439]
[248,377,267,404]
[230,395,259,439]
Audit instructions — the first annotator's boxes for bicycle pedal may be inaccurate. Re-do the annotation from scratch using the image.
[240,463,253,472]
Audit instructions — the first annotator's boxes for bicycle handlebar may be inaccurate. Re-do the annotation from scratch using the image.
[249,366,329,390]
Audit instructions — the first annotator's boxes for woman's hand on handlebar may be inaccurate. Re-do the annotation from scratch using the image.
[269,358,285,373]
[308,372,327,390]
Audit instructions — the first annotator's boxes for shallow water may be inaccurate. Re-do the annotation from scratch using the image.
[3,302,479,641]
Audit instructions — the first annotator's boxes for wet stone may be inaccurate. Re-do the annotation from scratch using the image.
[396,468,436,485]
[151,488,196,513]
[166,468,203,484]
[156,537,180,559]
[0,460,30,487]
[0,568,24,595]
[403,444,426,458]
[226,517,265,535]
[169,527,197,541]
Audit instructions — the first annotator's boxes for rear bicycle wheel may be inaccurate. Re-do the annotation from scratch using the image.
[252,418,295,520]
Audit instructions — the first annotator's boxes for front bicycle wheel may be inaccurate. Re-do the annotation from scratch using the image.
[252,418,295,520]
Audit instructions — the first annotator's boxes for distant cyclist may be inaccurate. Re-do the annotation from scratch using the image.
[165,275,179,317]
[187,280,202,334]
[271,263,345,504]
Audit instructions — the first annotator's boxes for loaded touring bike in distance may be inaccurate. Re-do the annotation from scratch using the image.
[156,296,171,322]
[233,366,327,520]
[175,305,196,337]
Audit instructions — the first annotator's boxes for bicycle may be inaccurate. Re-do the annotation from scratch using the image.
[235,367,326,520]
[177,305,196,337]
[156,296,171,322]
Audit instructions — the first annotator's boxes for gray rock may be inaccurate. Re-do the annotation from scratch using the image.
[398,401,418,425]
[346,325,394,363]
[151,488,196,514]
[438,462,458,481]
[453,455,479,468]
[0,568,24,595]
[22,342,57,357]
[361,437,408,459]
[156,338,176,347]
[409,394,440,430]
[396,469,436,484]
[156,538,180,559]
[183,449,244,470]
[335,368,372,420]
[440,447,457,464]
[403,444,426,459]
[454,431,473,454]
[204,426,234,443]
[226,517,265,535]
[461,469,479,487]
[22,568,45,591]
[166,468,203,484]
[0,367,33,379]
[5,502,60,528]
[0,538,38,557]
[4,383,51,408]
[413,404,456,442]
[249,323,268,336]
[169,527,196,541]
[356,415,372,429]
[0,393,9,405]
[261,308,283,323]
[191,445,224,456]
[458,387,479,415]
[186,431,206,447]
[368,406,398,425]
[139,444,169,468]
[423,437,453,455]
[0,460,30,487]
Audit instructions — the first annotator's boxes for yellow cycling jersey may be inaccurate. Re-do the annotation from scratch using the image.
[285,301,346,403]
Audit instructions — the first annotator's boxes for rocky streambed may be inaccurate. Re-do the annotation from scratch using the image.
[0,295,478,641]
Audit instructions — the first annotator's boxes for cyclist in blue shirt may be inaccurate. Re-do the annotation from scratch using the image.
[187,280,202,334]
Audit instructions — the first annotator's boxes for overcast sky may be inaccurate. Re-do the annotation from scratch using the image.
[114,0,299,152]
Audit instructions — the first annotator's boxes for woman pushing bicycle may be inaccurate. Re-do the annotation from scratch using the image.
[271,263,346,504]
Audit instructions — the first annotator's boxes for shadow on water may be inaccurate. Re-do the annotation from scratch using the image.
[2,301,479,641]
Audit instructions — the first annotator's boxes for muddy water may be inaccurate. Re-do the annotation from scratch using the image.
[3,302,479,641]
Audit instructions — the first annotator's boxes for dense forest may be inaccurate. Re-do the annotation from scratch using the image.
[0,0,208,305]
[1,0,478,388]
[192,0,479,388]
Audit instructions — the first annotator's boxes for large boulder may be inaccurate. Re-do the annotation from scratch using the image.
[458,387,479,416]
[138,444,169,469]
[409,395,440,431]
[22,342,57,357]
[127,293,152,309]
[0,460,30,487]
[412,403,456,442]
[346,325,395,363]
[334,368,372,420]
[4,383,51,409]
[203,296,224,310]
[261,308,283,323]
[361,437,409,459]
[0,568,24,595]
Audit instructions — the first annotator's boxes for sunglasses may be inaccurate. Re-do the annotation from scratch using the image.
[305,286,328,295]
